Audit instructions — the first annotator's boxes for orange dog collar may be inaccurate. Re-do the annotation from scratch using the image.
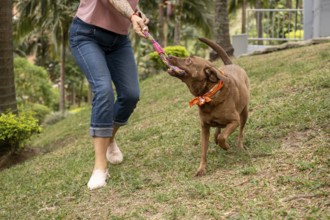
[189,80,224,107]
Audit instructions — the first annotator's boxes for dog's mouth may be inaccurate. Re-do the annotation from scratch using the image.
[167,56,187,77]
[167,67,186,77]
[167,55,177,65]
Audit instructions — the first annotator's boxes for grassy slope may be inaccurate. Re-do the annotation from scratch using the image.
[1,43,329,219]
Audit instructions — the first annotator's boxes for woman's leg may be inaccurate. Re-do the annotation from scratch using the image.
[93,137,110,170]
[107,36,140,128]
[109,125,119,143]
[105,37,140,164]
[69,19,116,189]
[69,18,116,138]
[71,42,114,168]
[86,137,109,190]
[106,125,123,164]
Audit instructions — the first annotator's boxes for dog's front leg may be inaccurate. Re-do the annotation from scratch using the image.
[195,124,210,176]
[217,121,239,150]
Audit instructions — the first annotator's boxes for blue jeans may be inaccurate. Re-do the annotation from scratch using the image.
[69,17,140,137]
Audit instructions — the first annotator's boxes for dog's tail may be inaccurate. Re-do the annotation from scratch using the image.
[198,38,232,65]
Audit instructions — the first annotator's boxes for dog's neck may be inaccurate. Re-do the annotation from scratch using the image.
[189,80,225,107]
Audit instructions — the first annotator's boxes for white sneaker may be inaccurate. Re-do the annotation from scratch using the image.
[87,169,108,190]
[106,140,123,164]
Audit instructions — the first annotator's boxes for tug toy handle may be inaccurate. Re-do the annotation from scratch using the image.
[143,31,186,76]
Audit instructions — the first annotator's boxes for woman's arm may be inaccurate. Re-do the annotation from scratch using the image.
[108,0,148,37]
[108,0,135,19]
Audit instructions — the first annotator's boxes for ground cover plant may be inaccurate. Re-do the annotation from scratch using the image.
[0,42,329,219]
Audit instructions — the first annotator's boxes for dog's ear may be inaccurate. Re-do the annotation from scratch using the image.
[204,67,218,83]
[204,66,225,83]
[204,66,228,84]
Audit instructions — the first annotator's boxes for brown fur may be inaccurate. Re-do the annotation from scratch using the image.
[168,38,250,176]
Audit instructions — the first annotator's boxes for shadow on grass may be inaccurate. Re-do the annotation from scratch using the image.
[0,147,38,171]
[0,134,79,171]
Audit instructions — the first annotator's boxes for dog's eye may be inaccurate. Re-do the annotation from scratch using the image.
[186,57,192,65]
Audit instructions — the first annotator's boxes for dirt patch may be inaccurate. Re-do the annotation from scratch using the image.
[0,147,39,171]
[0,135,80,171]
[281,129,314,152]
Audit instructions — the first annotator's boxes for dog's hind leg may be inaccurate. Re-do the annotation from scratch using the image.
[238,106,248,149]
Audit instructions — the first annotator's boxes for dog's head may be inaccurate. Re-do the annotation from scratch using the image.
[168,38,229,97]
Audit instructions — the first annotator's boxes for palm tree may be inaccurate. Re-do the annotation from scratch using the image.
[286,0,292,8]
[229,0,268,35]
[229,0,247,34]
[212,0,234,59]
[242,0,247,33]
[173,0,182,45]
[48,1,77,114]
[158,0,167,47]
[178,0,214,44]
[139,0,213,47]
[15,0,78,114]
[0,0,18,115]
[255,0,263,45]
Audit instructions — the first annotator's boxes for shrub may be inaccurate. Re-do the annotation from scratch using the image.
[148,45,189,71]
[0,112,41,152]
[21,104,52,125]
[14,57,58,110]
[285,30,304,39]
[42,112,69,126]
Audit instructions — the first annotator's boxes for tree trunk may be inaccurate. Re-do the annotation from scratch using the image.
[286,0,292,8]
[241,0,247,33]
[158,2,165,47]
[174,0,182,45]
[256,0,263,45]
[78,78,84,107]
[211,0,234,60]
[88,85,92,105]
[164,9,168,48]
[0,0,17,115]
[59,29,67,114]
[72,86,76,107]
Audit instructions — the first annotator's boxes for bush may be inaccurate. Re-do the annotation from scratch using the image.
[21,104,52,125]
[42,112,69,126]
[14,57,58,110]
[148,45,189,71]
[285,30,304,39]
[0,112,41,152]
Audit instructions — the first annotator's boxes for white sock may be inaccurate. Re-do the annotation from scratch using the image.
[87,169,108,190]
[106,140,123,164]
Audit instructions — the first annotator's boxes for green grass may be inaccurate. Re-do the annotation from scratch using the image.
[1,42,330,219]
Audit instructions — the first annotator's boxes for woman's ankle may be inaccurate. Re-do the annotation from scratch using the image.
[93,163,107,171]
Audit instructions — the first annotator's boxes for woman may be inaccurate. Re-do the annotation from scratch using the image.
[69,0,149,190]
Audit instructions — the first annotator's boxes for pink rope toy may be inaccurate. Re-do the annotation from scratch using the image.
[143,31,186,76]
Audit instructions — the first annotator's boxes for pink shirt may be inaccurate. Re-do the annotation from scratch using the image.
[76,0,139,35]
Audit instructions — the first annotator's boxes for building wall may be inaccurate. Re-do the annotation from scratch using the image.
[304,1,313,40]
[318,0,330,37]
[304,0,330,40]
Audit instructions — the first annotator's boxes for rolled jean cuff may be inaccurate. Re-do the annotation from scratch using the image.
[114,120,128,127]
[90,127,113,138]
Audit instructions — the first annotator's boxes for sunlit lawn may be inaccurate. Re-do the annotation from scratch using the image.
[1,42,329,219]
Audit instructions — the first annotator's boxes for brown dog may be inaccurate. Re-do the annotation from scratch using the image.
[168,38,250,176]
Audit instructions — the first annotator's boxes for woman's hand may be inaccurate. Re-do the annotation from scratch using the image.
[139,11,149,26]
[131,11,149,38]
[108,0,149,37]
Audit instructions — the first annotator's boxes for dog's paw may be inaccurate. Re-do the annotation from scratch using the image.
[219,143,229,151]
[195,168,206,177]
